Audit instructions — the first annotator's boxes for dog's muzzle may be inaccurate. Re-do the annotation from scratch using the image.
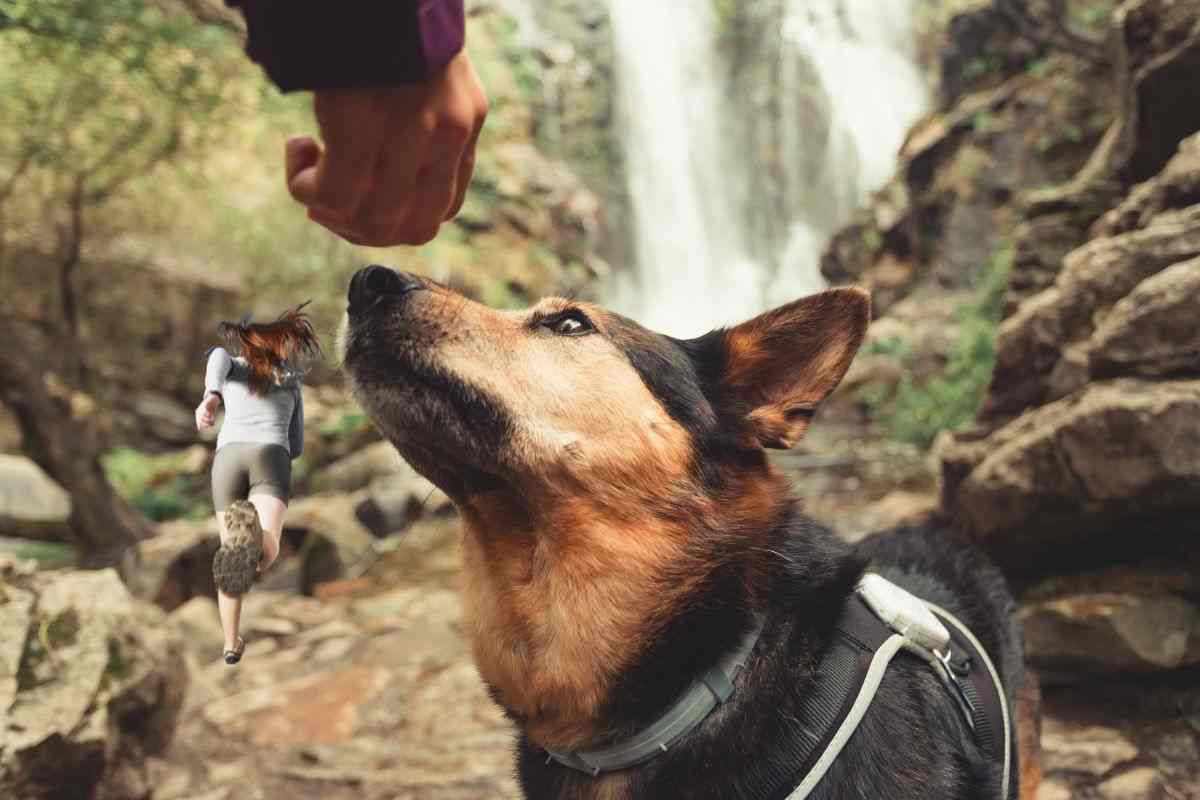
[347,264,423,314]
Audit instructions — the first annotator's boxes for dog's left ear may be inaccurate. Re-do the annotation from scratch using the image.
[719,287,870,449]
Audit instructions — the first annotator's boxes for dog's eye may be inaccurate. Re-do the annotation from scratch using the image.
[545,310,594,337]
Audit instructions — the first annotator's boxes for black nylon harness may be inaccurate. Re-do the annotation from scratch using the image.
[549,578,1015,800]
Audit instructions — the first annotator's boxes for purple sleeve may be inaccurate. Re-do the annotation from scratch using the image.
[226,0,465,92]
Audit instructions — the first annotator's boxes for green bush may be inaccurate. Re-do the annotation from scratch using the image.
[864,245,1012,447]
[101,448,210,522]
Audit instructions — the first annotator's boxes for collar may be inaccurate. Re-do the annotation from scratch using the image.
[546,613,767,776]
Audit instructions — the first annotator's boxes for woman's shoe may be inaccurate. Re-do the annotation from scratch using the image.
[223,636,246,665]
[213,500,264,597]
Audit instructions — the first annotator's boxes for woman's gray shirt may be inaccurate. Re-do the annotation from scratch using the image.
[205,348,304,458]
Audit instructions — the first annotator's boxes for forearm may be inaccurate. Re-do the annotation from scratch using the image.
[225,0,465,92]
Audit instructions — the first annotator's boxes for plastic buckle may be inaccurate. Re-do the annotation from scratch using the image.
[934,648,978,732]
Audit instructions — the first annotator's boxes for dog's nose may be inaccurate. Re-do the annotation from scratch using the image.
[348,265,422,310]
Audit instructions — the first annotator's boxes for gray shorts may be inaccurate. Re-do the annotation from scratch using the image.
[211,443,292,511]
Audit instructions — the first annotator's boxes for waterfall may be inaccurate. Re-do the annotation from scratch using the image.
[605,0,928,337]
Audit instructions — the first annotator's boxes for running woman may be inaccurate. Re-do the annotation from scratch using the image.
[195,304,321,664]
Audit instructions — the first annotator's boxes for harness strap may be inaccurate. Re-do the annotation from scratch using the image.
[784,580,1013,800]
[927,602,1014,800]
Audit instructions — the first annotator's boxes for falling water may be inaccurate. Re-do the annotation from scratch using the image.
[606,0,928,337]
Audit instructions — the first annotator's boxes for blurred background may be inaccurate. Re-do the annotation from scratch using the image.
[1,0,1198,797]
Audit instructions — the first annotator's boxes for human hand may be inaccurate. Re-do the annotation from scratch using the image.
[196,394,221,431]
[286,49,488,247]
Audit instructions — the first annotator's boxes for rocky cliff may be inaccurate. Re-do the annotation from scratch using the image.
[829,1,1200,797]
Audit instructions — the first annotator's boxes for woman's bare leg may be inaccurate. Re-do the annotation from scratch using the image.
[214,511,243,653]
[248,493,287,571]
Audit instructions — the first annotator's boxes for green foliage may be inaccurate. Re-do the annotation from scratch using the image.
[319,410,369,439]
[1026,57,1054,79]
[0,537,77,568]
[1068,0,1116,31]
[860,226,884,253]
[864,245,1013,447]
[0,0,253,244]
[101,447,209,521]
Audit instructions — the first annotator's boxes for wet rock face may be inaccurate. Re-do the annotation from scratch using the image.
[0,567,187,800]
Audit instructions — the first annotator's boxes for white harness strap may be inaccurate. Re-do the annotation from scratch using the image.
[784,632,907,799]
[785,575,1013,800]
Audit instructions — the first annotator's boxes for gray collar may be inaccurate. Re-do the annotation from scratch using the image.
[546,614,766,776]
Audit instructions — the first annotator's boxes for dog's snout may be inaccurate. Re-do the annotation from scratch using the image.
[348,265,421,310]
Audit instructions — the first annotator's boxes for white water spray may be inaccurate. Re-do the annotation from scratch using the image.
[606,0,928,337]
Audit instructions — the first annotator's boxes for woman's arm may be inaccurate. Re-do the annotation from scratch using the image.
[288,386,305,460]
[197,348,232,431]
[204,347,233,400]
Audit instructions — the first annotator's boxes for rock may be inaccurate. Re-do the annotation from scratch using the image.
[129,518,218,610]
[1022,591,1200,682]
[0,404,20,453]
[286,492,376,585]
[0,583,35,712]
[130,393,196,446]
[354,472,454,538]
[167,596,224,661]
[0,454,72,542]
[0,569,186,800]
[1097,767,1159,799]
[311,441,408,494]
[1086,258,1200,379]
[1040,716,1139,776]
[177,444,211,475]
[1036,778,1074,800]
[982,205,1200,420]
[1094,132,1200,237]
[205,664,392,746]
[941,378,1200,567]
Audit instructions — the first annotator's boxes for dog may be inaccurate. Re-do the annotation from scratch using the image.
[339,265,1041,800]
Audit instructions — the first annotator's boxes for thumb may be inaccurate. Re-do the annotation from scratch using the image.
[285,136,323,204]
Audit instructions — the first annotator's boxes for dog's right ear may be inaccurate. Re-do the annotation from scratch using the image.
[715,287,870,449]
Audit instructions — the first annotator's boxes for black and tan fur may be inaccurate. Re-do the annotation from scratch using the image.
[340,265,1040,800]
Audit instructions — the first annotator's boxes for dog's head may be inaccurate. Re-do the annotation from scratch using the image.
[339,265,870,517]
[339,264,870,744]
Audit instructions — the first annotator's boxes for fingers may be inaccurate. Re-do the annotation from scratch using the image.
[379,116,468,244]
[444,115,482,221]
[288,92,386,219]
[291,53,489,247]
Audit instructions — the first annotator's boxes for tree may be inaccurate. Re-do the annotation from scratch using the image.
[0,0,256,567]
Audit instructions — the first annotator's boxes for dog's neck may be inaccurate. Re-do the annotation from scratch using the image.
[456,468,796,751]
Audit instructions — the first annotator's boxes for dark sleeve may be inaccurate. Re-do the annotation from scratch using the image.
[288,386,304,459]
[226,0,465,92]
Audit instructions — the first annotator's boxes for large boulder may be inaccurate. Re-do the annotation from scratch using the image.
[1023,592,1200,683]
[945,378,1200,566]
[1085,258,1200,379]
[0,568,187,800]
[0,455,72,542]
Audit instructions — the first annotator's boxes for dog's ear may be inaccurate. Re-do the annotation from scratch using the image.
[718,287,870,449]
